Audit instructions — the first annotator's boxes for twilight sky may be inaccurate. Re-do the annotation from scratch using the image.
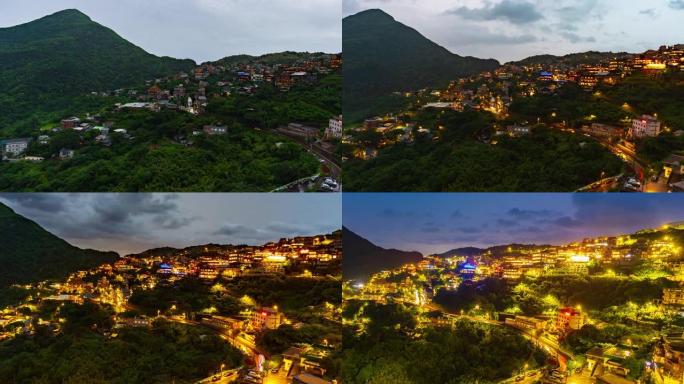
[344,194,684,255]
[0,0,341,63]
[343,0,684,62]
[0,194,341,256]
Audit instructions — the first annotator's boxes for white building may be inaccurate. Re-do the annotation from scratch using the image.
[203,125,227,135]
[631,114,661,138]
[59,148,75,159]
[325,116,343,139]
[1,138,30,157]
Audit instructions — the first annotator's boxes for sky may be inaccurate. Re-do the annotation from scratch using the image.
[343,0,684,62]
[0,193,341,256]
[344,193,684,255]
[0,0,341,63]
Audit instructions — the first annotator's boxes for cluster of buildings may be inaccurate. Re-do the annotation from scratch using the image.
[129,53,341,115]
[0,232,342,383]
[652,332,684,384]
[0,114,130,161]
[349,45,683,162]
[347,223,684,382]
[1,54,342,163]
[132,231,342,282]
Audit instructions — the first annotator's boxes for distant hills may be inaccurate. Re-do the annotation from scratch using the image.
[435,247,485,258]
[0,9,195,135]
[215,51,334,67]
[343,227,422,281]
[343,9,500,122]
[0,203,118,288]
[508,51,633,67]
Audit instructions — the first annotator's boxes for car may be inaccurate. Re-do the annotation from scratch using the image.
[575,367,583,374]
[515,375,524,382]
[271,368,279,374]
[527,371,537,377]
[212,376,220,382]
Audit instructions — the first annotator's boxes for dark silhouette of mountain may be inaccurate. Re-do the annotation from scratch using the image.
[0,203,118,288]
[343,226,422,281]
[436,247,485,258]
[343,9,500,122]
[0,9,195,135]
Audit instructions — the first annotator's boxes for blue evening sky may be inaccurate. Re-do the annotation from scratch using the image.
[344,193,684,255]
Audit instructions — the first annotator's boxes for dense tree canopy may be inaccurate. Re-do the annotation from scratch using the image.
[0,308,243,384]
[341,303,544,384]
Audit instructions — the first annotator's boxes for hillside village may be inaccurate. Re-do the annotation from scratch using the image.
[344,44,684,191]
[0,52,342,169]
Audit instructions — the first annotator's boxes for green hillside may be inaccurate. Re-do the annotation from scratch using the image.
[343,9,500,122]
[0,203,118,288]
[0,9,195,137]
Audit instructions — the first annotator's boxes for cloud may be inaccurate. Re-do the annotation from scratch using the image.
[445,30,538,46]
[0,193,69,212]
[559,31,596,43]
[213,221,334,243]
[553,216,583,227]
[455,227,482,234]
[556,0,601,22]
[446,0,544,24]
[669,0,684,10]
[507,208,556,220]
[451,210,464,218]
[213,224,261,238]
[638,8,656,17]
[343,0,361,14]
[496,218,519,227]
[0,194,192,241]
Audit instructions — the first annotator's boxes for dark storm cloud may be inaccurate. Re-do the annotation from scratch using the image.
[0,193,69,213]
[213,224,261,238]
[446,0,543,24]
[0,194,341,256]
[0,194,192,241]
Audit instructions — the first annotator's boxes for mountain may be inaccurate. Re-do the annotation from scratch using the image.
[509,51,633,67]
[0,9,195,135]
[343,227,422,281]
[214,51,334,67]
[343,9,500,122]
[0,203,118,288]
[436,247,484,258]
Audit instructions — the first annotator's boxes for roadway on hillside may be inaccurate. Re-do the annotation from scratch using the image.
[272,128,341,182]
